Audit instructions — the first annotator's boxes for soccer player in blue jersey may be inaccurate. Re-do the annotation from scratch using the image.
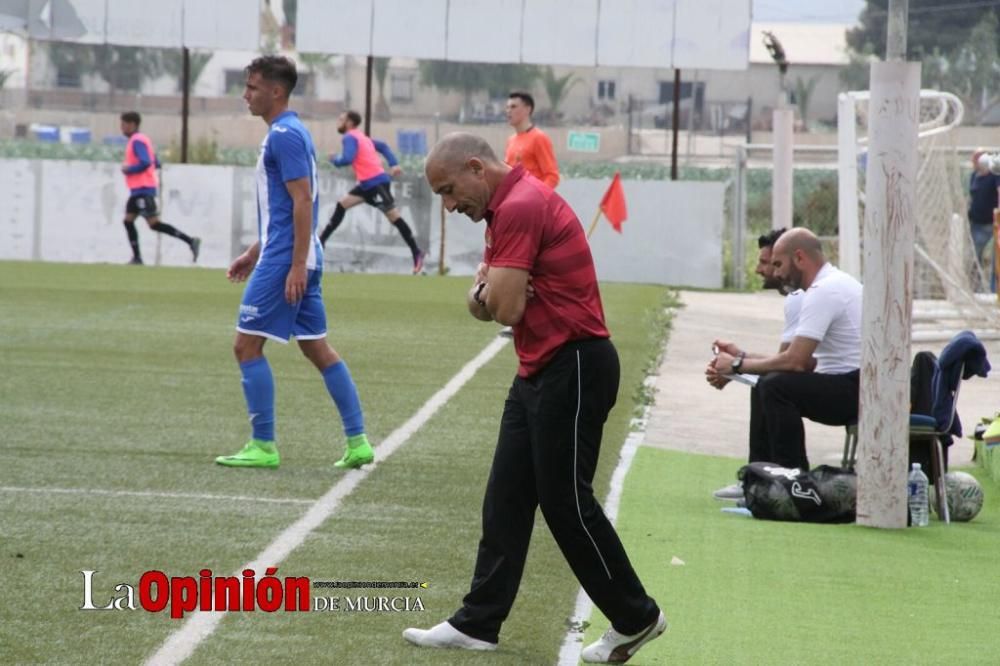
[215,55,374,470]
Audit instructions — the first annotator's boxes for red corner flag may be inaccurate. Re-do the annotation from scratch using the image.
[600,172,627,232]
[587,172,627,239]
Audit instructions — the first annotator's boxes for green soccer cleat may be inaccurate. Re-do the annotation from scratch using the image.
[334,434,375,469]
[215,439,280,468]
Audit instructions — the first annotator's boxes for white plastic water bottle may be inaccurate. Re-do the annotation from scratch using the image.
[908,462,930,527]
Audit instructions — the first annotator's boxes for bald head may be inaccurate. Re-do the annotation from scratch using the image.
[771,227,826,291]
[774,227,823,261]
[973,148,991,172]
[425,132,510,223]
[426,132,502,172]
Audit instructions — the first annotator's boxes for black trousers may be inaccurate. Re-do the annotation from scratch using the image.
[747,369,860,470]
[449,338,659,643]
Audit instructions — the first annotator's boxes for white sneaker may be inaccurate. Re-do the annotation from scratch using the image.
[581,611,667,663]
[713,482,743,501]
[402,620,498,651]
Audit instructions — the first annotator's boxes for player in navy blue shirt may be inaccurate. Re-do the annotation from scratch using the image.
[216,55,374,470]
[968,149,999,286]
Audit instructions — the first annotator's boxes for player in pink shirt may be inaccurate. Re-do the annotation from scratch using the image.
[319,111,425,274]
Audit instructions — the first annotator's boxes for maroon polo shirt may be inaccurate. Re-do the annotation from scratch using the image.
[484,165,609,377]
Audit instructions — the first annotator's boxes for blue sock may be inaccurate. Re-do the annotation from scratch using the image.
[321,360,365,437]
[240,357,275,442]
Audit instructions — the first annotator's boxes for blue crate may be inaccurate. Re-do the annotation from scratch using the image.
[30,124,59,143]
[396,129,427,156]
[64,127,92,144]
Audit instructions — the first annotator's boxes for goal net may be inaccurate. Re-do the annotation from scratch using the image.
[838,89,999,340]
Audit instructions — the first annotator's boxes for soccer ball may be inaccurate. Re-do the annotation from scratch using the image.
[943,471,984,522]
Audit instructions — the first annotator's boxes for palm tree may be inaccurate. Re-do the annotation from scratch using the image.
[419,61,539,120]
[298,53,334,97]
[540,66,579,124]
[160,50,213,93]
[793,75,819,130]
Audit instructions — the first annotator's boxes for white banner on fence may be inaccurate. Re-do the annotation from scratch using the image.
[24,0,259,49]
[297,0,750,70]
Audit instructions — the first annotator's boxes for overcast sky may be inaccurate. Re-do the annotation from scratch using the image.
[754,0,865,24]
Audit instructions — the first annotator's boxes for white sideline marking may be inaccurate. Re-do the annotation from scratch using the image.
[556,409,650,666]
[0,486,314,506]
[145,336,510,666]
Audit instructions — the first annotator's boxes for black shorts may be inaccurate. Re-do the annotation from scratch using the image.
[350,183,396,213]
[126,194,159,218]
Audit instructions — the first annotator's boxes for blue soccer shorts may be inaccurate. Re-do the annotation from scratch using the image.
[235,261,327,343]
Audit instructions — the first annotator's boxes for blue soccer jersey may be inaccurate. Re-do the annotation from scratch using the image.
[255,110,321,269]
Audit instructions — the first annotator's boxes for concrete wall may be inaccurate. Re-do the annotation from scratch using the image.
[0,158,725,287]
[429,179,725,288]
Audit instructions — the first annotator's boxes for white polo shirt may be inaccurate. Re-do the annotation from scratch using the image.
[780,290,804,344]
[793,263,863,374]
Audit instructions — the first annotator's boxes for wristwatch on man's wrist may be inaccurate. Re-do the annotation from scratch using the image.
[473,282,487,307]
[731,351,746,373]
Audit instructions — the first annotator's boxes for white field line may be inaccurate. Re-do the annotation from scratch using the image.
[145,336,509,666]
[556,407,651,666]
[0,486,315,506]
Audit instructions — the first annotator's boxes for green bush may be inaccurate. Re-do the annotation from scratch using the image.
[795,175,838,236]
[162,136,222,165]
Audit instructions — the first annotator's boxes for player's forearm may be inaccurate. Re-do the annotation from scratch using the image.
[246,241,261,261]
[333,136,358,167]
[290,201,311,266]
[740,350,811,375]
[467,283,493,322]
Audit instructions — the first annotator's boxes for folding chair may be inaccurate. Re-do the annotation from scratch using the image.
[842,327,991,525]
[909,329,991,524]
[908,391,958,524]
[841,423,858,471]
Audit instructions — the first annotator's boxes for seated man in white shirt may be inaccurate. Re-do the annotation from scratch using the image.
[708,228,862,495]
[707,228,802,499]
[707,227,801,392]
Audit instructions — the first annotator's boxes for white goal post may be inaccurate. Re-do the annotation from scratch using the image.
[838,89,999,340]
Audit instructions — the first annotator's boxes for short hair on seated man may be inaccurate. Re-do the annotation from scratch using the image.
[758,227,787,249]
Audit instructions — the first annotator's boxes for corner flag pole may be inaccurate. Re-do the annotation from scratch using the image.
[585,208,603,240]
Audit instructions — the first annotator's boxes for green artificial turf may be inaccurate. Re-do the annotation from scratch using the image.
[0,261,670,664]
[583,446,1000,665]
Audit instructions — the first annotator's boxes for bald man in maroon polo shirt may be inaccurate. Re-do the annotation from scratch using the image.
[404,132,666,663]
